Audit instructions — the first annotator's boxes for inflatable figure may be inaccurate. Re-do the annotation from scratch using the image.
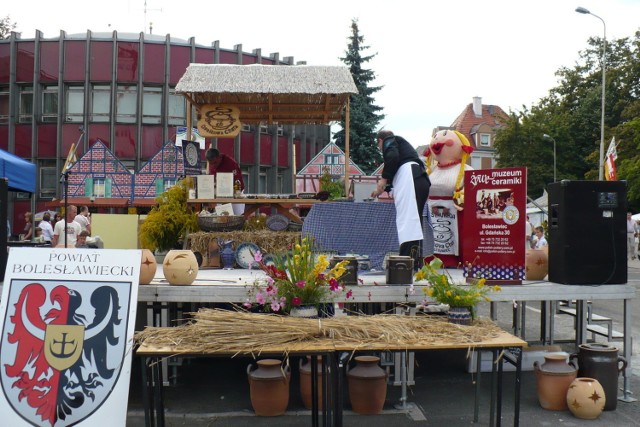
[424,130,474,267]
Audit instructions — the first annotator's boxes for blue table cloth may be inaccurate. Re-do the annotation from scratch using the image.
[302,202,434,271]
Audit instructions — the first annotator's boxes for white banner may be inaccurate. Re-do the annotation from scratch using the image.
[428,199,459,256]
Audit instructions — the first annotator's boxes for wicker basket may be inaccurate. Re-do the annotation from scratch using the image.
[198,215,245,232]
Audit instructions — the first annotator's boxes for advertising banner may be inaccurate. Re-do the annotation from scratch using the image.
[463,167,527,284]
[0,248,141,426]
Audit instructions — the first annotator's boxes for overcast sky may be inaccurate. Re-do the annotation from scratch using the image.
[7,0,640,147]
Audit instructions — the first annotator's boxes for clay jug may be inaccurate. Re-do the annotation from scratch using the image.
[220,240,235,270]
[247,359,290,416]
[525,249,548,280]
[448,306,473,326]
[533,353,577,410]
[299,356,324,410]
[139,248,157,285]
[347,355,387,414]
[570,343,627,410]
[566,377,606,419]
[162,249,198,285]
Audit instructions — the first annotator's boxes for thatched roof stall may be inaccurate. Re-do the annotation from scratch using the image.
[175,64,358,192]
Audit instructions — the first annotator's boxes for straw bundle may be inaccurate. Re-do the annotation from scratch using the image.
[188,230,301,256]
[135,308,503,357]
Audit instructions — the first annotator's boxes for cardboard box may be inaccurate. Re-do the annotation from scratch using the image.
[467,345,565,373]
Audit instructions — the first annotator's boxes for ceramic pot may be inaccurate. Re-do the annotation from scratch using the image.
[162,249,198,285]
[347,355,387,415]
[220,240,235,270]
[566,377,606,419]
[247,359,290,416]
[139,248,157,285]
[299,356,324,410]
[525,249,548,280]
[570,343,627,411]
[448,306,472,326]
[289,305,319,319]
[533,353,577,410]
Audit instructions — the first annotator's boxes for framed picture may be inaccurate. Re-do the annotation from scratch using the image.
[196,175,215,199]
[216,172,234,198]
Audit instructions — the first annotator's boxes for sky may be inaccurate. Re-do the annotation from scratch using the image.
[7,0,640,147]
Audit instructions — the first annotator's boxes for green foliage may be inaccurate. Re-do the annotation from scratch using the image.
[333,19,384,174]
[319,167,344,200]
[0,16,16,40]
[494,31,640,206]
[139,178,198,252]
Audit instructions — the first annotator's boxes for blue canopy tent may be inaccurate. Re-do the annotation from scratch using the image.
[0,149,36,193]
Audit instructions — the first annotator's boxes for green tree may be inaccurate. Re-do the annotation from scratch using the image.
[0,15,16,40]
[494,31,640,207]
[333,19,384,174]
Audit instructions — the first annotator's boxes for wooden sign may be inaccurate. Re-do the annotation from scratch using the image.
[197,105,241,137]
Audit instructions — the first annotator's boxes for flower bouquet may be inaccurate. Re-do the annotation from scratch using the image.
[414,257,501,319]
[244,237,353,314]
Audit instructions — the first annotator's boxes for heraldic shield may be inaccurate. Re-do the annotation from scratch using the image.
[0,280,131,427]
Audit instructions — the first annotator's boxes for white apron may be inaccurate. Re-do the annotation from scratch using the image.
[392,162,423,245]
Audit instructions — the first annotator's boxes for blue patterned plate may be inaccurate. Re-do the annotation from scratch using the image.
[235,242,260,269]
[262,254,277,267]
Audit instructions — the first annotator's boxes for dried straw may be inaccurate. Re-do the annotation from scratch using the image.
[135,308,503,357]
[188,230,301,256]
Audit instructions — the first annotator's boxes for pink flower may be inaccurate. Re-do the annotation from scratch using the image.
[271,301,282,312]
[266,284,277,295]
[295,280,306,289]
[292,297,302,306]
[254,250,263,263]
[256,292,266,305]
[243,299,252,308]
[329,278,339,291]
[346,290,353,299]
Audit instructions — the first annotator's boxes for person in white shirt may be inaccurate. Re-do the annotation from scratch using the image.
[534,226,548,249]
[74,205,91,234]
[626,212,639,260]
[52,205,82,247]
[38,212,54,243]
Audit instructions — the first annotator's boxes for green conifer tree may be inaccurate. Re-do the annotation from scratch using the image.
[333,19,385,174]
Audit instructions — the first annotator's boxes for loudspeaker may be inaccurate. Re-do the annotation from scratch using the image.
[548,180,626,284]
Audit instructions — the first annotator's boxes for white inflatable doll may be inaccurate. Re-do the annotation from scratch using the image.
[424,130,474,267]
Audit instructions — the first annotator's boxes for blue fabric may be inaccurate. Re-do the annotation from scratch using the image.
[0,149,36,193]
[302,202,434,271]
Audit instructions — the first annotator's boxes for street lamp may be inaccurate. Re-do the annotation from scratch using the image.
[576,6,606,181]
[543,134,557,182]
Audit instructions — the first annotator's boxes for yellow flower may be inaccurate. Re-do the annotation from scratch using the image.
[427,288,434,296]
[415,270,426,281]
[477,278,486,287]
[446,290,452,297]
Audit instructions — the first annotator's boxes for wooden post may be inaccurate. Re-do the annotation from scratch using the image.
[344,99,351,197]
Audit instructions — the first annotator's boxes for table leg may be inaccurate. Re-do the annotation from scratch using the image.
[474,350,482,422]
[336,352,349,427]
[141,356,153,427]
[575,300,587,348]
[621,298,637,402]
[311,356,319,427]
[490,349,497,426]
[152,357,165,427]
[497,350,503,427]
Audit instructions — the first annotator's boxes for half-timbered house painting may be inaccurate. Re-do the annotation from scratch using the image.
[295,142,366,194]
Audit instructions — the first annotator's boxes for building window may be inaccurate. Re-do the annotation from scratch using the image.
[260,124,269,134]
[65,86,84,123]
[479,134,491,147]
[19,86,33,123]
[93,178,106,197]
[324,154,339,165]
[91,85,110,122]
[116,85,137,123]
[258,169,267,193]
[40,166,57,199]
[0,87,8,125]
[163,178,176,192]
[168,91,185,125]
[142,86,162,124]
[42,85,58,123]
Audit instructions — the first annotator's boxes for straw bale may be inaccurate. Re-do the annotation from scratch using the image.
[135,308,504,357]
[188,230,300,256]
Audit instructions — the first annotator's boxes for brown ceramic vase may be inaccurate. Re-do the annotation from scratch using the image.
[347,355,387,415]
[139,248,157,285]
[299,356,324,410]
[247,359,290,416]
[525,249,548,280]
[533,354,577,410]
[162,249,198,285]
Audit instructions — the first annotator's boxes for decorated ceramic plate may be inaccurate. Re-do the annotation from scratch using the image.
[262,254,277,267]
[235,242,261,269]
[266,213,290,231]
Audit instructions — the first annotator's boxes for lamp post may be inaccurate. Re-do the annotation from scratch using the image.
[543,134,557,182]
[576,6,606,181]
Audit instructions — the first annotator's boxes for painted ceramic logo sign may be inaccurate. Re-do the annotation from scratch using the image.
[197,105,241,137]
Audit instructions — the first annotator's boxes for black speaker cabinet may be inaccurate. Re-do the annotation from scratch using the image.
[548,180,627,284]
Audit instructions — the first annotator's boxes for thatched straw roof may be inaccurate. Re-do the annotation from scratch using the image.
[175,64,358,124]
